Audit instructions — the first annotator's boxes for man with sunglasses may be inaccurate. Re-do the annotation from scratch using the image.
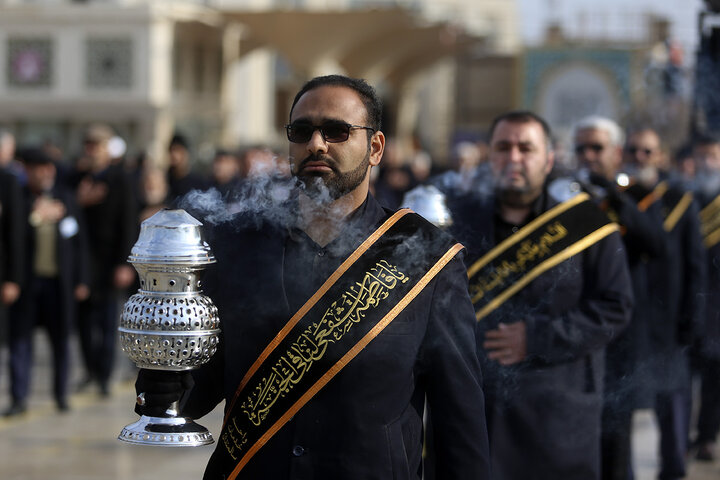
[573,116,670,480]
[620,127,706,480]
[133,75,490,480]
[688,133,720,463]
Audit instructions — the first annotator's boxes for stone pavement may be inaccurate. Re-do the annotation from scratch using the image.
[0,332,719,479]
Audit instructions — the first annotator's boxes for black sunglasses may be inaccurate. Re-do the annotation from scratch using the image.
[285,121,375,144]
[575,143,605,154]
[626,146,654,156]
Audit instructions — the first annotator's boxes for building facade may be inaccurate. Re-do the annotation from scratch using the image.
[0,0,520,166]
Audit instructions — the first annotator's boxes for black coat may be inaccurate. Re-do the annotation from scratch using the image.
[625,183,706,392]
[589,182,669,409]
[448,189,633,480]
[184,194,491,480]
[167,169,209,205]
[74,164,138,294]
[697,189,720,360]
[0,168,25,287]
[14,184,89,327]
[0,168,25,342]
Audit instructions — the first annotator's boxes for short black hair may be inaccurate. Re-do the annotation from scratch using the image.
[289,75,382,132]
[692,131,720,148]
[17,147,54,166]
[488,110,553,150]
[169,133,190,150]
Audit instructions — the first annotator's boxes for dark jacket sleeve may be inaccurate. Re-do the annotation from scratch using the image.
[679,197,707,344]
[1,172,26,287]
[117,169,140,268]
[420,254,491,479]
[183,334,226,419]
[64,188,91,288]
[182,258,226,419]
[525,230,634,363]
[613,190,669,259]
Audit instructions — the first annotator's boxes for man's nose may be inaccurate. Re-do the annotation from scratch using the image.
[575,147,596,162]
[306,129,328,154]
[507,146,523,162]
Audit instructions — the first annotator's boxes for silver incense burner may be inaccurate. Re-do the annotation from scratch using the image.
[118,209,220,447]
[401,184,453,228]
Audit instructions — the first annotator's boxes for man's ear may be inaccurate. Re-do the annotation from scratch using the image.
[544,149,555,175]
[369,131,385,167]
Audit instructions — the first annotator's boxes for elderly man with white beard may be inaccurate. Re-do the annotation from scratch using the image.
[573,116,670,480]
[618,127,706,480]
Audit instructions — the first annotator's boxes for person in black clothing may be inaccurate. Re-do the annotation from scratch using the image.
[621,127,706,479]
[573,116,670,480]
[0,155,25,369]
[209,149,242,197]
[134,75,490,479]
[690,133,720,462]
[446,110,633,480]
[73,124,138,396]
[3,148,89,416]
[166,133,208,203]
[0,129,26,185]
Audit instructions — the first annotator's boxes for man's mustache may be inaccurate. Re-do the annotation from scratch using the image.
[297,154,339,173]
[500,166,527,180]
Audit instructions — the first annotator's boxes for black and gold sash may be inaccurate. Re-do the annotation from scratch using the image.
[210,209,462,480]
[624,181,692,232]
[468,193,618,321]
[701,193,720,248]
[659,187,693,233]
[629,181,667,213]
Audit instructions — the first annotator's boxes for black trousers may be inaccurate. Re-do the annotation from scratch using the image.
[655,387,691,480]
[601,402,634,480]
[696,358,720,444]
[8,277,70,405]
[76,292,119,386]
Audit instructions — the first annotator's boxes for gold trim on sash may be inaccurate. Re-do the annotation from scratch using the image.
[637,181,668,212]
[663,192,693,232]
[700,193,720,248]
[700,194,720,223]
[475,223,619,321]
[467,193,591,278]
[226,242,464,480]
[705,226,720,249]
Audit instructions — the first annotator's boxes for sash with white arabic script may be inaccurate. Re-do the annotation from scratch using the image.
[468,192,618,321]
[208,209,462,480]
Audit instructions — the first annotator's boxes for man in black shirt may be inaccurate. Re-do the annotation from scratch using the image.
[73,124,138,396]
[448,111,633,480]
[573,116,669,480]
[166,133,208,203]
[134,75,490,480]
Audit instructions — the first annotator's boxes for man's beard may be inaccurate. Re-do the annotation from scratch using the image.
[497,186,542,208]
[295,150,370,202]
[495,169,542,207]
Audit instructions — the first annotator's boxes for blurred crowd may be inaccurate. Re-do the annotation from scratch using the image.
[0,124,297,417]
[0,122,455,418]
[1,114,719,479]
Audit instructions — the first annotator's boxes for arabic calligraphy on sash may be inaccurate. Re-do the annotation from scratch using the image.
[470,221,568,303]
[220,259,409,460]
